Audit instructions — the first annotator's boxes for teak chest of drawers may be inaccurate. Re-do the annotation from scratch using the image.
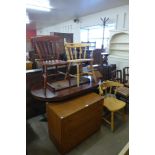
[46,92,103,154]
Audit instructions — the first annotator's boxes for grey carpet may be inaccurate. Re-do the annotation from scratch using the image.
[27,114,129,155]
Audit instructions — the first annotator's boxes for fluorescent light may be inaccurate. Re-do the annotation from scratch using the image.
[26,0,52,12]
[26,13,30,24]
[26,20,30,24]
[26,4,51,12]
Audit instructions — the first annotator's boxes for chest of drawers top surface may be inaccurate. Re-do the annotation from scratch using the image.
[48,92,103,118]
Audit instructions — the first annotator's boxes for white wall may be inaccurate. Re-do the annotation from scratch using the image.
[37,5,129,70]
[37,5,129,43]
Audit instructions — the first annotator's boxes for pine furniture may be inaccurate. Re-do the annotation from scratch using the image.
[64,43,97,87]
[98,80,126,131]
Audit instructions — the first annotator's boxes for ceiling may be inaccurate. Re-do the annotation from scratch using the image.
[26,0,129,31]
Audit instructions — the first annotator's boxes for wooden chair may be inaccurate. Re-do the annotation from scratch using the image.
[64,43,97,87]
[110,69,122,83]
[92,49,104,70]
[98,80,126,131]
[32,36,68,95]
[123,67,129,87]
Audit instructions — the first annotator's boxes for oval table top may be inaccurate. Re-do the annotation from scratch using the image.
[31,79,99,102]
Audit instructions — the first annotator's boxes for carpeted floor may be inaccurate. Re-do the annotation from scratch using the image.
[27,113,128,155]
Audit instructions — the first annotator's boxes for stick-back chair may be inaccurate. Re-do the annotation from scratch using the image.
[98,80,126,131]
[123,67,129,87]
[110,69,122,83]
[32,36,68,95]
[64,43,97,87]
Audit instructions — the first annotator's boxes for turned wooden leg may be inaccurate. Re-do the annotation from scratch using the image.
[43,65,47,96]
[65,63,71,87]
[76,63,80,87]
[65,63,71,79]
[90,61,97,82]
[111,112,114,131]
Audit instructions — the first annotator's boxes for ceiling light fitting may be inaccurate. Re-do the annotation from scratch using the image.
[26,12,30,24]
[26,0,52,12]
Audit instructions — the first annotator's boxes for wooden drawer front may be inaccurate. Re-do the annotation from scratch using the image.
[61,101,102,152]
[62,115,101,151]
[47,93,103,154]
[63,101,102,132]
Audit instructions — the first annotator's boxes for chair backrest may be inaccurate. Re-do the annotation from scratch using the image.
[110,70,122,83]
[64,43,90,60]
[81,41,96,51]
[98,80,124,96]
[123,67,129,84]
[31,35,64,61]
[92,49,103,66]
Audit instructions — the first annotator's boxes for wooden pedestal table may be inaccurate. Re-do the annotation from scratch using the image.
[46,92,103,154]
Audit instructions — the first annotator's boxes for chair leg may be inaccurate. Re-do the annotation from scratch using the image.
[76,63,80,87]
[111,112,114,131]
[43,65,47,96]
[65,63,71,79]
[90,61,97,82]
[65,63,72,87]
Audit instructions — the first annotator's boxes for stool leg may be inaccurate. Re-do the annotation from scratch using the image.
[111,112,114,131]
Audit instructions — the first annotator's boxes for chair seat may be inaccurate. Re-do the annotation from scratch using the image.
[103,97,126,112]
[43,60,68,66]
